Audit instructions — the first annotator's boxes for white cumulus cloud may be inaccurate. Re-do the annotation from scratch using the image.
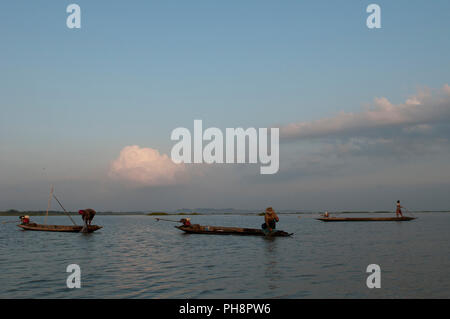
[109,145,187,186]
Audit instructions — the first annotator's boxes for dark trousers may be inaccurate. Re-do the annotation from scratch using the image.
[262,220,276,230]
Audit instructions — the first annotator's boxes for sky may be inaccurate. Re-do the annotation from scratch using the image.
[1,1,449,212]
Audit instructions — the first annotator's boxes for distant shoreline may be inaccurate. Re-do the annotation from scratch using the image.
[1,210,449,217]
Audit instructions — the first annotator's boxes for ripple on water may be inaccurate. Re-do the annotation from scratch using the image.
[1,214,450,298]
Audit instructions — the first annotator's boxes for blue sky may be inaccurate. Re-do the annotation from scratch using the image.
[1,1,449,211]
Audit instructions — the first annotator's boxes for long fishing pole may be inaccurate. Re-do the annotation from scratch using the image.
[52,194,77,226]
[44,185,54,225]
[297,215,324,219]
[154,217,181,223]
[2,220,19,224]
[41,168,78,226]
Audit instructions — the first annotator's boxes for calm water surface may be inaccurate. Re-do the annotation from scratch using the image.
[1,213,449,298]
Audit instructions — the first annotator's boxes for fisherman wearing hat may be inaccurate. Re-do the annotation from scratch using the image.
[20,215,30,224]
[180,218,191,227]
[262,207,279,233]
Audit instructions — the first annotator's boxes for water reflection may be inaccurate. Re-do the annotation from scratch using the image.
[1,213,449,298]
[263,237,280,291]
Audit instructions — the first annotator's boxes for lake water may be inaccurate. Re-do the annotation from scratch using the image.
[1,213,449,298]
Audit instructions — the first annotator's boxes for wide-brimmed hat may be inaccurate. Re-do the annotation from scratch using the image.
[265,207,274,213]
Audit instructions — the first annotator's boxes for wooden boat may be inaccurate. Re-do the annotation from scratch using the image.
[17,223,102,233]
[15,186,103,233]
[176,225,293,237]
[316,216,416,222]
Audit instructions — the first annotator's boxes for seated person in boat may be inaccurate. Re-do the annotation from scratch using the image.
[180,218,191,226]
[323,211,330,218]
[262,207,279,232]
[78,209,96,226]
[396,201,404,217]
[19,215,30,225]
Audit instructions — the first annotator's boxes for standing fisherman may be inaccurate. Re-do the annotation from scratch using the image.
[261,207,279,234]
[395,201,404,217]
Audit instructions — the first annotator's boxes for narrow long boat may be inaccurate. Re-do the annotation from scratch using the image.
[176,225,292,237]
[17,223,102,233]
[316,216,416,222]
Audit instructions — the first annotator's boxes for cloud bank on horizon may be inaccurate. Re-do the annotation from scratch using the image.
[280,84,450,140]
[109,84,450,188]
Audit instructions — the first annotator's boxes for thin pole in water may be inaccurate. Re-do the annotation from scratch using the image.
[2,220,18,224]
[154,218,180,223]
[52,193,77,226]
[44,185,54,225]
[404,207,415,217]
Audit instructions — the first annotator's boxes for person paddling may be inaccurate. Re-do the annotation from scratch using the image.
[262,207,279,234]
[396,201,404,217]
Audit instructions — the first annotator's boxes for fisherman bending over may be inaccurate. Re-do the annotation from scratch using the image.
[262,207,279,233]
[78,209,96,226]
